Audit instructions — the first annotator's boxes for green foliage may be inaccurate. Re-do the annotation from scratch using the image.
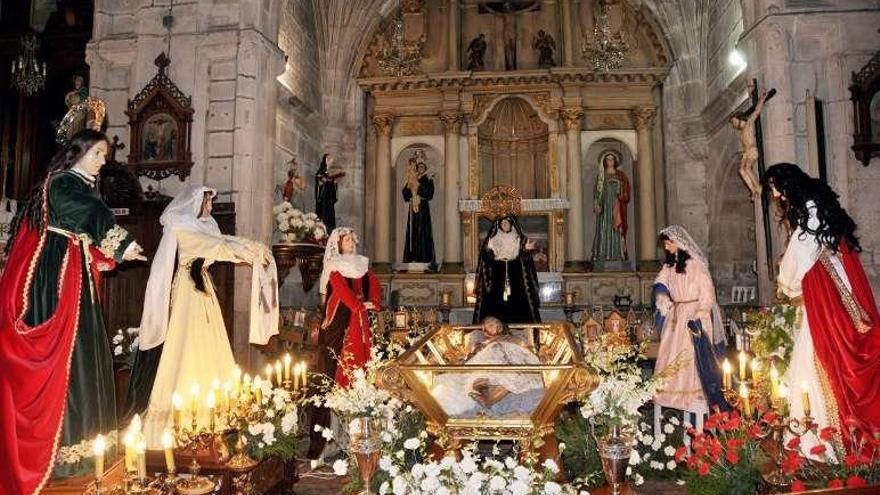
[682,460,761,495]
[745,302,796,373]
[248,430,299,462]
[555,411,604,488]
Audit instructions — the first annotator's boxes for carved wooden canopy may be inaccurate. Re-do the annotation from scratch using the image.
[125,52,194,180]
[850,51,880,166]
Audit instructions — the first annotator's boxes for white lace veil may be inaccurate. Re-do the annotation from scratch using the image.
[319,227,369,294]
[658,224,726,346]
[659,224,708,267]
[138,186,221,350]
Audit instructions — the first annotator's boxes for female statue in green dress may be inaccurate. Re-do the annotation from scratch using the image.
[591,151,631,262]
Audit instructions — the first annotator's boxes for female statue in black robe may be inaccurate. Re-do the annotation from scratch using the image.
[402,158,436,269]
[315,154,340,231]
[473,215,541,324]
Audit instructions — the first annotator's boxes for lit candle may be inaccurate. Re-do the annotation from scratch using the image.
[93,434,105,480]
[223,381,232,411]
[243,373,252,404]
[207,392,216,432]
[265,364,274,386]
[161,428,176,474]
[190,382,200,425]
[739,383,751,418]
[750,359,760,387]
[253,376,263,405]
[172,392,183,431]
[284,353,292,382]
[275,361,283,386]
[801,381,811,417]
[293,363,300,391]
[123,430,135,473]
[769,364,780,399]
[136,440,147,482]
[722,359,732,390]
[738,351,747,381]
[301,362,307,389]
[233,367,242,395]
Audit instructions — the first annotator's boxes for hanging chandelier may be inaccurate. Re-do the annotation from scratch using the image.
[377,16,423,77]
[11,33,47,96]
[581,0,629,72]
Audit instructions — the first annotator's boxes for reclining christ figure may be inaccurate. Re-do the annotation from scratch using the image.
[432,317,544,417]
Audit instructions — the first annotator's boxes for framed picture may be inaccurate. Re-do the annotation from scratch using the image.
[850,51,880,166]
[126,53,194,180]
[393,310,409,329]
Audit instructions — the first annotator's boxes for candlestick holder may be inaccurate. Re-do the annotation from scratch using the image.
[173,416,220,493]
[758,413,814,489]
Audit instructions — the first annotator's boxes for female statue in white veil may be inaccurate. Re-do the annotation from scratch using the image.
[127,186,278,447]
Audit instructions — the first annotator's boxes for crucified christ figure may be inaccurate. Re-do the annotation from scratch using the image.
[729,87,776,200]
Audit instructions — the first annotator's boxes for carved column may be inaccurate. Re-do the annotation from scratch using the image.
[561,107,585,267]
[560,0,574,66]
[633,106,658,262]
[372,114,394,269]
[440,112,463,272]
[447,0,459,71]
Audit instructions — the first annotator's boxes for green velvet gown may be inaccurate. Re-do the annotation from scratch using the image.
[23,169,134,477]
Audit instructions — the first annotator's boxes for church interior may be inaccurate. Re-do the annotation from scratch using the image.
[1,0,880,494]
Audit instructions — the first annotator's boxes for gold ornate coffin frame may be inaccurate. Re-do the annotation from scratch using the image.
[377,321,597,456]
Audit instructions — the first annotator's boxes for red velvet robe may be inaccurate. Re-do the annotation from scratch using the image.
[322,270,381,387]
[802,245,880,452]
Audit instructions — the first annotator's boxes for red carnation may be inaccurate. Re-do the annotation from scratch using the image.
[725,450,740,464]
[762,412,777,423]
[827,479,843,489]
[844,453,861,468]
[809,444,827,456]
[697,462,710,476]
[782,452,804,475]
[726,438,744,450]
[747,424,763,438]
[786,437,801,450]
[674,446,687,463]
[791,480,807,493]
[819,427,837,442]
[846,476,868,488]
[705,416,719,430]
[686,454,698,469]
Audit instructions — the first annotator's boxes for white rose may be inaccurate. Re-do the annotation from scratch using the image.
[459,456,477,474]
[112,332,124,344]
[403,437,420,450]
[379,456,393,472]
[633,473,645,486]
[505,457,517,469]
[321,428,333,440]
[509,480,530,495]
[281,412,296,434]
[628,450,641,465]
[667,460,677,470]
[542,459,559,474]
[669,416,680,426]
[379,481,390,494]
[543,482,562,495]
[392,476,408,494]
[113,345,123,356]
[489,475,506,491]
[420,476,440,492]
[332,459,348,476]
[664,423,675,434]
[664,445,676,457]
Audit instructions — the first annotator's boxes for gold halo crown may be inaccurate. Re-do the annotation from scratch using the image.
[56,96,107,144]
[481,185,522,221]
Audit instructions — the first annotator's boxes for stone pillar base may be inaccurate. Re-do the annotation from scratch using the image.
[441,262,465,274]
[636,259,661,272]
[563,260,592,273]
[372,262,394,274]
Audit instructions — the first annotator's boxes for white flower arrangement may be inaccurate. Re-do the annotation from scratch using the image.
[272,202,328,244]
[241,381,300,460]
[323,365,401,420]
[376,444,576,495]
[55,430,118,466]
[579,332,682,435]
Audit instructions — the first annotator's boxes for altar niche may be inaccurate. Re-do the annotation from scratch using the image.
[583,138,636,271]
[395,143,445,272]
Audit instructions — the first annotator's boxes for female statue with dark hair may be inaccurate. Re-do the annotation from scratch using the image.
[652,225,730,413]
[764,163,880,456]
[0,129,145,493]
[473,215,541,324]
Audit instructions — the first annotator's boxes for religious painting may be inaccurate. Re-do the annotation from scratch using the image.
[850,51,880,165]
[126,52,194,180]
[477,213,550,272]
[141,113,178,162]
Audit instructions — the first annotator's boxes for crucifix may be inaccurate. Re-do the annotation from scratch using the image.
[479,1,539,70]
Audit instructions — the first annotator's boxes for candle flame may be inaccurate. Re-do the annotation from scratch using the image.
[93,434,105,455]
[161,429,174,449]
